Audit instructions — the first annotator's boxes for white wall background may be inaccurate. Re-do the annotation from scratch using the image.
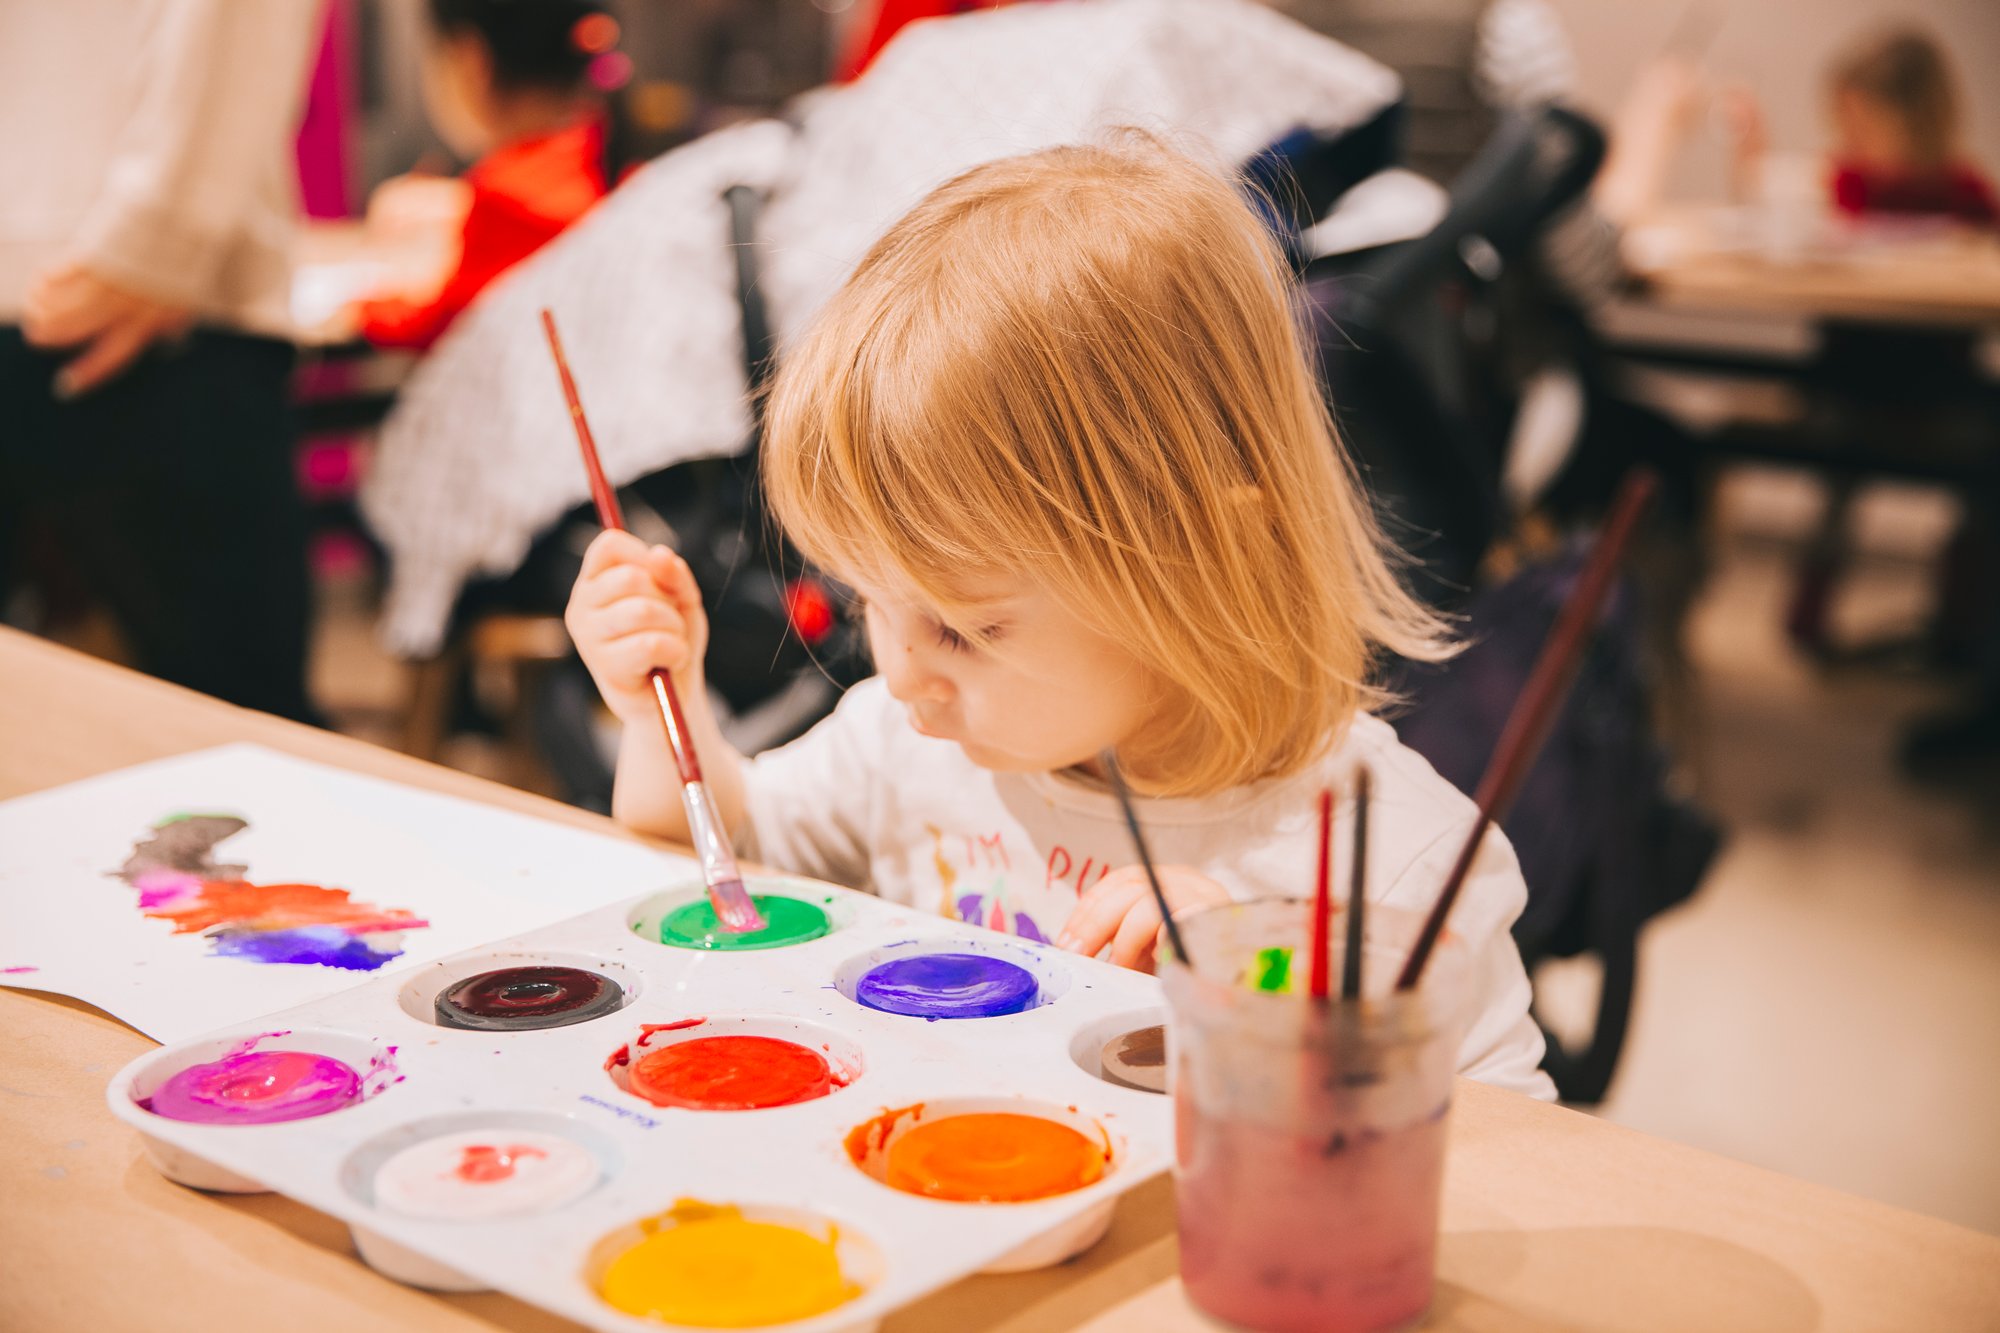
[1542,0,2000,201]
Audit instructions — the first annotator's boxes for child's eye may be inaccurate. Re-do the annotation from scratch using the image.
[934,621,1004,654]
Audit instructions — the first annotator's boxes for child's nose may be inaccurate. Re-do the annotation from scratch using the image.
[876,637,955,707]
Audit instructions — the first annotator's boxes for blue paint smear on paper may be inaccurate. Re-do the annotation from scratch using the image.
[210,926,402,971]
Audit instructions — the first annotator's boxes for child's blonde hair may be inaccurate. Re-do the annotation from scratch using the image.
[763,134,1451,797]
[1832,27,1964,172]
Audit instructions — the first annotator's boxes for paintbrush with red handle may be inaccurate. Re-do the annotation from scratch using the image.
[1307,787,1335,1000]
[1395,468,1658,990]
[541,308,765,934]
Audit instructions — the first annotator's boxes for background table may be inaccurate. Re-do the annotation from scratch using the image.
[2,627,1996,1332]
[1604,206,2000,656]
[1622,206,2000,328]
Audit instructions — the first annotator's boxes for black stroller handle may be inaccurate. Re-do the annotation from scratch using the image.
[1341,105,1607,333]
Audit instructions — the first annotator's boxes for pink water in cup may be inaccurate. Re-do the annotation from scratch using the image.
[1163,899,1469,1333]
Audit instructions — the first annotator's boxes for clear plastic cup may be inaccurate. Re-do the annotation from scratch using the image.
[1162,899,1471,1333]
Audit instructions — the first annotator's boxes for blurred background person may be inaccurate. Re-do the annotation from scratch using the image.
[0,1,324,723]
[1725,25,1996,227]
[354,0,634,350]
[1720,24,2000,765]
[835,0,1016,83]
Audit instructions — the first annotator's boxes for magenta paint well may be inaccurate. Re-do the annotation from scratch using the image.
[142,1049,363,1126]
[136,1031,401,1127]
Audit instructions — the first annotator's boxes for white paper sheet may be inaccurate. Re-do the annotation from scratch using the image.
[0,744,697,1042]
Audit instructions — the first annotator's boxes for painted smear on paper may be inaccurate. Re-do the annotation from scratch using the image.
[113,813,427,971]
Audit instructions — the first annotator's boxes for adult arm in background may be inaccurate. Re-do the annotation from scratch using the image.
[21,1,322,396]
[1473,0,1696,308]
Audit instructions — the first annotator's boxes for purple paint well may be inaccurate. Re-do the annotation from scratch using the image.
[143,1049,362,1125]
[855,953,1040,1020]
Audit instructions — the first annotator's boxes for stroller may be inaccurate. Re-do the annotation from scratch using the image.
[1296,106,1723,1103]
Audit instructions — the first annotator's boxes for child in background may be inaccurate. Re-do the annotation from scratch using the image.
[355,0,628,349]
[1827,28,1995,225]
[1729,26,1996,228]
[566,138,1556,1100]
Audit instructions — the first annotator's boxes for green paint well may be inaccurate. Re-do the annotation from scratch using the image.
[657,895,832,951]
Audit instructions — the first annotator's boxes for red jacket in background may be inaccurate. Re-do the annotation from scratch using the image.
[837,0,1021,83]
[360,117,608,350]
[1830,160,1999,228]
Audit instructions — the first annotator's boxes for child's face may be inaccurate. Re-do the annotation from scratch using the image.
[1833,88,1916,171]
[853,574,1160,777]
[421,32,498,160]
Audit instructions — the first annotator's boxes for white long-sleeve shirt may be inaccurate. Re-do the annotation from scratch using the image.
[0,0,321,334]
[738,678,1557,1101]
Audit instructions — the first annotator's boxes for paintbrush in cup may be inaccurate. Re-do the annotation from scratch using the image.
[1396,468,1657,990]
[1101,750,1192,968]
[1308,788,1334,1000]
[540,308,765,934]
[1343,767,1371,1002]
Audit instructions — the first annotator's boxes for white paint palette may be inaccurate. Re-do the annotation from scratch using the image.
[107,875,1172,1333]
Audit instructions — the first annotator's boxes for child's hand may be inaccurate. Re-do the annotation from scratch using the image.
[1056,866,1234,972]
[566,530,708,725]
[1717,86,1770,202]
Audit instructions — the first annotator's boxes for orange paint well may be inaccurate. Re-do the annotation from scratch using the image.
[847,1108,1108,1203]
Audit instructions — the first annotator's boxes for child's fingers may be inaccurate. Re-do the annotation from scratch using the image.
[579,528,653,578]
[1056,874,1148,956]
[610,631,692,680]
[1107,895,1166,971]
[645,546,704,617]
[598,593,684,639]
[578,562,667,610]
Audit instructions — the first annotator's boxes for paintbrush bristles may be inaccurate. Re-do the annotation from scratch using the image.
[1308,788,1334,999]
[1343,767,1370,1001]
[1100,750,1192,969]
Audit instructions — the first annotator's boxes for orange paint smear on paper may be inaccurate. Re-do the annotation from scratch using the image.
[146,879,426,936]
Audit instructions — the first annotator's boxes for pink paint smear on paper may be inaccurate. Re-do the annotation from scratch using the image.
[112,814,428,971]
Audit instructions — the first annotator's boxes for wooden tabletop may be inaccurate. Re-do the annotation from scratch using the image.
[1623,206,2000,329]
[3,626,1997,1333]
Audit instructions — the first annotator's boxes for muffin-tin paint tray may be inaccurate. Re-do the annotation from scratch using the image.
[108,876,1171,1333]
